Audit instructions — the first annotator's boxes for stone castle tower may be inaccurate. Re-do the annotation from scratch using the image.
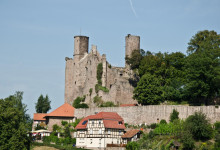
[65,34,140,106]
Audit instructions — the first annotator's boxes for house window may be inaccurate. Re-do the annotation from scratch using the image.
[90,129,93,134]
[92,121,94,126]
[99,121,101,126]
[119,130,122,135]
[99,129,102,134]
[108,129,111,134]
[90,139,92,144]
[80,130,84,134]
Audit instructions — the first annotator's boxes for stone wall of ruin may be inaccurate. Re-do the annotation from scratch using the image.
[75,105,220,125]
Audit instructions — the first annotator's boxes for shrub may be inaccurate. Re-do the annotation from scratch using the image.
[160,119,167,124]
[170,109,179,122]
[148,130,155,139]
[64,126,71,138]
[72,96,88,108]
[97,63,103,85]
[95,84,109,93]
[100,101,115,107]
[185,111,214,140]
[214,134,220,149]
[73,118,82,128]
[61,121,68,126]
[93,96,103,106]
[181,131,195,150]
[126,141,140,150]
[214,121,220,133]
[52,124,61,132]
[89,88,93,96]
[150,123,157,129]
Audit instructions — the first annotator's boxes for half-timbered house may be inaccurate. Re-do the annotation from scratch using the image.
[75,112,126,148]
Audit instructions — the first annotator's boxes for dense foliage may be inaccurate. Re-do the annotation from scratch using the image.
[185,111,214,140]
[0,92,31,150]
[97,63,103,85]
[170,109,179,122]
[72,96,88,108]
[35,94,51,113]
[129,30,220,105]
[129,111,218,149]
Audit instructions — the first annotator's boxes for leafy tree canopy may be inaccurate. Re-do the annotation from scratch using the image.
[185,30,220,105]
[133,73,163,105]
[0,92,31,150]
[35,94,51,113]
[125,49,145,70]
[128,30,220,105]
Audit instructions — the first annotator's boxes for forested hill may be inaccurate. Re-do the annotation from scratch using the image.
[126,30,220,106]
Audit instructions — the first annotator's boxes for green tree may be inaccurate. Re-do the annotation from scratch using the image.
[125,49,145,70]
[170,109,179,122]
[137,51,186,103]
[133,73,163,105]
[185,30,220,105]
[35,94,51,113]
[52,124,61,132]
[0,92,31,150]
[185,111,214,140]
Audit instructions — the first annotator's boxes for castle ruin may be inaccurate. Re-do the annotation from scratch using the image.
[65,34,140,106]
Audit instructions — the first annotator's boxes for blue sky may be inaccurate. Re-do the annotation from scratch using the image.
[0,0,220,117]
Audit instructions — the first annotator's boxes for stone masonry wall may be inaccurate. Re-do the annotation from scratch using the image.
[75,105,220,125]
[65,35,140,106]
[47,117,75,131]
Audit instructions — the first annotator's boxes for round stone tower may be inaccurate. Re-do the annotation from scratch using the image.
[125,34,140,58]
[74,36,89,60]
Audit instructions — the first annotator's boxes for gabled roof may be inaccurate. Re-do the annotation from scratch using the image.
[75,112,125,129]
[33,113,47,121]
[120,104,137,107]
[45,103,75,118]
[121,129,140,138]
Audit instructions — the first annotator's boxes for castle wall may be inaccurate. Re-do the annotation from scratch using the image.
[65,58,75,104]
[65,35,139,106]
[75,105,220,124]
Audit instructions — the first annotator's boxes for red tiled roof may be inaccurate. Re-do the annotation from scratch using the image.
[45,103,75,118]
[120,104,137,107]
[75,112,125,129]
[121,129,140,138]
[33,113,47,121]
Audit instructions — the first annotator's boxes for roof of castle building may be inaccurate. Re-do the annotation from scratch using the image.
[120,104,138,107]
[121,129,140,138]
[44,103,75,118]
[75,112,125,130]
[33,113,47,121]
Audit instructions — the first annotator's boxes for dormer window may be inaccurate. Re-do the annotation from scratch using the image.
[119,121,122,125]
